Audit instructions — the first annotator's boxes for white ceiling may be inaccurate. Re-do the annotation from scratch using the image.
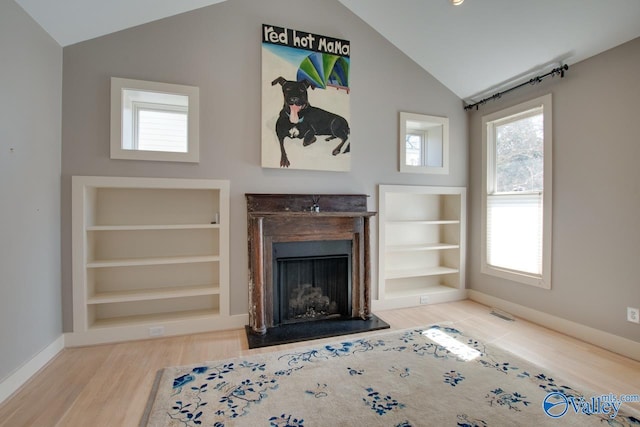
[13,0,227,47]
[14,0,640,102]
[339,0,640,101]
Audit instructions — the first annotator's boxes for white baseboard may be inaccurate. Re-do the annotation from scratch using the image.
[0,335,65,404]
[468,290,640,362]
[372,289,467,311]
[65,314,250,347]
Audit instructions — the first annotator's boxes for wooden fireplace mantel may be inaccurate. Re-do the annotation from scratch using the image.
[248,211,375,218]
[246,194,376,335]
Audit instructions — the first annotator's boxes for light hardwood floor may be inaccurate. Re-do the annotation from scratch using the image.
[1,299,638,426]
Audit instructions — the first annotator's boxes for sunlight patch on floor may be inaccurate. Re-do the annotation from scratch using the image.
[423,327,481,361]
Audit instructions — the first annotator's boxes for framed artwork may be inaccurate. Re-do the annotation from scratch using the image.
[261,24,351,171]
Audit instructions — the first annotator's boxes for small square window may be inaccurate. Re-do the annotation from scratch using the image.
[399,112,449,174]
[111,77,199,162]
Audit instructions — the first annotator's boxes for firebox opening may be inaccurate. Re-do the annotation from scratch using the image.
[273,240,352,326]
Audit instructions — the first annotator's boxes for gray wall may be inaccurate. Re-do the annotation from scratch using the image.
[0,1,62,381]
[61,0,468,329]
[468,37,640,342]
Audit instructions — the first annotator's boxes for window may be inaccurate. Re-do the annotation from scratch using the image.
[136,108,187,152]
[399,112,449,174]
[110,77,199,162]
[481,94,552,288]
[405,131,425,166]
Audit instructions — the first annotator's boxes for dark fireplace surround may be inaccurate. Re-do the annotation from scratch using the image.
[246,194,385,345]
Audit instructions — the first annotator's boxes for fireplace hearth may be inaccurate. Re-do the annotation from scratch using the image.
[245,193,389,348]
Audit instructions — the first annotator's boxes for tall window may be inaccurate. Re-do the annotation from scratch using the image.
[481,94,552,288]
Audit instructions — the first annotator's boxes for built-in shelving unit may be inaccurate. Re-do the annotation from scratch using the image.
[374,185,466,310]
[70,176,240,346]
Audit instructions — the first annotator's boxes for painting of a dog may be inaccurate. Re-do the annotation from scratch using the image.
[262,24,351,171]
[271,77,350,168]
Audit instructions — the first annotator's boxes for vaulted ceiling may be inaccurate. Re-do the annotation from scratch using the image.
[13,0,640,102]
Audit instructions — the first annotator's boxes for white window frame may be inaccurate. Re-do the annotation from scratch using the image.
[481,94,552,288]
[399,112,449,174]
[110,77,199,162]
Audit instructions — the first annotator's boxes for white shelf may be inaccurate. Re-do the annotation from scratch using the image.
[387,220,460,225]
[91,309,220,329]
[377,185,466,310]
[71,176,231,345]
[88,284,220,304]
[87,224,220,231]
[386,243,459,252]
[385,266,459,280]
[385,284,458,299]
[87,255,220,268]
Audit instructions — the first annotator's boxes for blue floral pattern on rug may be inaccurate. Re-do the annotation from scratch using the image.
[269,413,304,426]
[362,387,405,415]
[485,388,531,411]
[304,383,328,398]
[444,370,465,386]
[142,325,640,426]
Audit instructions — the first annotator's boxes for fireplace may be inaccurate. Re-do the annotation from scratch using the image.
[245,193,389,348]
[273,240,352,325]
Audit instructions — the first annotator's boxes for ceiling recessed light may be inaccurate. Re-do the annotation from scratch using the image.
[451,0,464,5]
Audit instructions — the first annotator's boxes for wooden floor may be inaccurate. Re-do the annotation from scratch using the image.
[1,299,639,426]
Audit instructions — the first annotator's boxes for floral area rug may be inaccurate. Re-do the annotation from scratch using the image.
[140,325,639,426]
